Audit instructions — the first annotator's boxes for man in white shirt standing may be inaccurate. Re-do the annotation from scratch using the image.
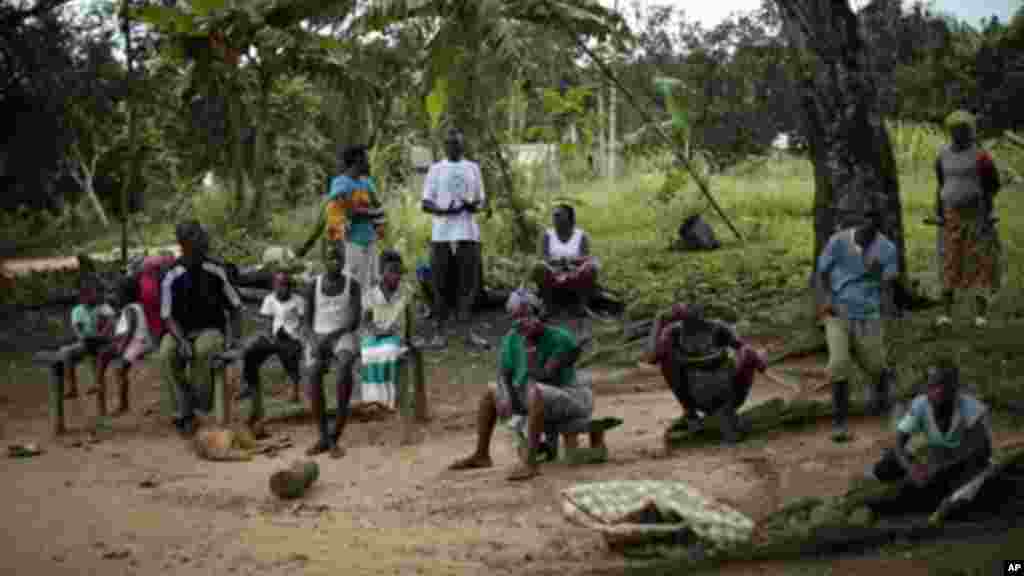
[421,127,487,349]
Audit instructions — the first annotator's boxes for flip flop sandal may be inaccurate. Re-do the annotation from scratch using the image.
[589,417,624,433]
[8,443,44,458]
[449,456,493,471]
[329,444,347,459]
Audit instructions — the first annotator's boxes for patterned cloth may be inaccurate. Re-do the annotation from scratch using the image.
[942,206,996,291]
[359,334,405,409]
[561,480,755,549]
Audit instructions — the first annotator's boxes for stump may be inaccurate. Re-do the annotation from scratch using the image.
[270,460,320,500]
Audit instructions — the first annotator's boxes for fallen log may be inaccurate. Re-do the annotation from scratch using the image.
[269,460,320,500]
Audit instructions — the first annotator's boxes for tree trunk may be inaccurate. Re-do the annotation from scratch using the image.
[773,0,906,286]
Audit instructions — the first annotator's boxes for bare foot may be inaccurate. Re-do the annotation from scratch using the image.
[64,391,80,399]
[329,443,346,459]
[112,407,130,417]
[449,454,493,471]
[85,386,99,396]
[306,439,332,456]
[506,463,540,481]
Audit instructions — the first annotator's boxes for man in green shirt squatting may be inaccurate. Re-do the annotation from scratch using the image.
[449,289,610,481]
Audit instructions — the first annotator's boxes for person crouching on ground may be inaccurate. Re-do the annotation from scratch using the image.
[531,203,599,334]
[817,191,899,443]
[868,358,992,514]
[642,303,767,444]
[448,289,605,481]
[238,272,306,434]
[303,246,361,458]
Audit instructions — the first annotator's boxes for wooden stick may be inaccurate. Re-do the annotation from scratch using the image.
[761,368,803,394]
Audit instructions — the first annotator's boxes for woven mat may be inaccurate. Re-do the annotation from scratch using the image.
[561,480,755,549]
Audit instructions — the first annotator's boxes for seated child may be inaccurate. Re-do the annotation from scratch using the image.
[96,277,156,415]
[239,272,305,431]
[65,282,116,399]
[359,250,415,412]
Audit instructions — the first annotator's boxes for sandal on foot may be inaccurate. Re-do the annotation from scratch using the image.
[589,417,624,433]
[448,455,493,470]
[506,464,541,481]
[831,426,853,443]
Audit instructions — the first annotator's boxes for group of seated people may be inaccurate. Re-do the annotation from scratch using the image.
[58,203,996,506]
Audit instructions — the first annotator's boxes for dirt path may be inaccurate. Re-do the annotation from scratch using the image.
[0,342,927,576]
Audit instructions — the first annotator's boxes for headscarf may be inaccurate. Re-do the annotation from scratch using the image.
[944,109,976,132]
[506,288,543,316]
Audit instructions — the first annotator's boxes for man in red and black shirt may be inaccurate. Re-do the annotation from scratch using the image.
[158,220,243,436]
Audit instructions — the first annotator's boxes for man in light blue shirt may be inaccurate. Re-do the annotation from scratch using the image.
[817,190,898,442]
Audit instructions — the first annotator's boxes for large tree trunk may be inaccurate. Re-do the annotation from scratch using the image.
[774,0,906,288]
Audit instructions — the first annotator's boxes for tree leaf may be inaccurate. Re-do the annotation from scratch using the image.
[425,76,447,130]
[131,5,194,33]
[187,0,230,18]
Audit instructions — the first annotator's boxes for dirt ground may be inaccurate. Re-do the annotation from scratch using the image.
[0,326,1013,576]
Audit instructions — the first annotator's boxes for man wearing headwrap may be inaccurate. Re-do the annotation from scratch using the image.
[934,110,1002,328]
[817,190,899,443]
[642,303,767,443]
[448,289,604,481]
[158,219,243,437]
[867,359,992,514]
[238,272,306,434]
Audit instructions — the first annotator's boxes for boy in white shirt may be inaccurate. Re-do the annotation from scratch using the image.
[239,273,306,429]
[421,126,487,350]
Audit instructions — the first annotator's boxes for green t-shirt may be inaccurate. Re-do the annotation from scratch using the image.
[71,304,98,338]
[500,325,578,391]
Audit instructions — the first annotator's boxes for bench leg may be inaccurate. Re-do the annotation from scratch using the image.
[213,364,231,426]
[398,357,416,444]
[47,362,66,437]
[411,349,428,423]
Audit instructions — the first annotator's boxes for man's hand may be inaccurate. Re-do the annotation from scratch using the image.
[817,303,835,320]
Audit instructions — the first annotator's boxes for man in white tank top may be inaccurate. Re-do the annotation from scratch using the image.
[531,204,598,333]
[302,246,362,458]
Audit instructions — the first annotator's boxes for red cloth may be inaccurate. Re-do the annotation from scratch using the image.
[543,262,597,292]
[977,150,1000,197]
[138,255,175,340]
